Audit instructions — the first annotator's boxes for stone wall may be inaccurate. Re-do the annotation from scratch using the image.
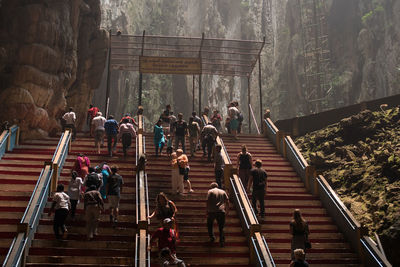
[0,0,108,139]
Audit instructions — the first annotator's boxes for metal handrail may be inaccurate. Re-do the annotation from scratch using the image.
[249,104,260,134]
[0,130,10,160]
[3,165,53,267]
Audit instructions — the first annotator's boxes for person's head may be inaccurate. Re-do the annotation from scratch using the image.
[108,115,114,120]
[125,113,131,117]
[178,113,183,120]
[216,144,222,153]
[160,247,173,260]
[156,119,162,126]
[89,104,93,108]
[156,192,169,206]
[78,153,84,157]
[56,184,64,192]
[241,144,247,153]
[171,152,177,159]
[88,185,97,192]
[167,134,171,139]
[166,104,171,110]
[293,248,305,261]
[137,106,144,115]
[204,106,209,112]
[255,159,262,168]
[213,110,218,115]
[233,101,239,107]
[111,165,118,174]
[176,149,183,156]
[210,182,218,189]
[192,111,197,117]
[162,218,172,229]
[293,209,307,227]
[189,117,194,123]
[97,112,102,117]
[71,171,78,180]
[69,107,73,112]
[122,118,129,124]
[88,167,95,173]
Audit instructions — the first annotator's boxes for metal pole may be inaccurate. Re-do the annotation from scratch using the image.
[199,74,202,116]
[105,29,112,118]
[192,75,195,112]
[247,76,251,134]
[139,30,145,106]
[258,55,263,132]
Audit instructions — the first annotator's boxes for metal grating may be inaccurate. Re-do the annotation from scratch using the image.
[110,33,265,77]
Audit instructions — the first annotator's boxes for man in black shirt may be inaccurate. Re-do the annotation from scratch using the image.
[107,166,124,224]
[247,159,267,218]
[173,113,188,153]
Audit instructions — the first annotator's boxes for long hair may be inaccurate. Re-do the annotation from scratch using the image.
[292,209,306,229]
[156,192,169,211]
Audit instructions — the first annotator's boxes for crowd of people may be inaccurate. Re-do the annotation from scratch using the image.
[54,103,311,266]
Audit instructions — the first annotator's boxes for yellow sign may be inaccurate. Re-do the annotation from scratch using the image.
[139,56,201,75]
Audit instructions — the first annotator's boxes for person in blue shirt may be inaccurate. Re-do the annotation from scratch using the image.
[104,115,119,157]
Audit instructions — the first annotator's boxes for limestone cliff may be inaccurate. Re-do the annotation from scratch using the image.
[0,0,108,139]
[98,0,400,129]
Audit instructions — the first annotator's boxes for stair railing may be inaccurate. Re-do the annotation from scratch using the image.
[263,119,392,267]
[3,164,53,267]
[50,130,72,192]
[3,129,72,267]
[135,114,150,267]
[249,104,260,134]
[0,125,20,160]
[203,114,275,266]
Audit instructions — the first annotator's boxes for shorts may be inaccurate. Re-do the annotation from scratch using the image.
[95,129,105,143]
[230,118,239,130]
[108,195,120,209]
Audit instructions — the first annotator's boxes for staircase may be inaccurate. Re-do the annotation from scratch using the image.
[222,134,360,267]
[144,133,251,266]
[0,137,59,264]
[25,134,137,266]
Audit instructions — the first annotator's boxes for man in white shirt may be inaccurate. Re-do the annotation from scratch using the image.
[91,112,106,154]
[62,107,76,141]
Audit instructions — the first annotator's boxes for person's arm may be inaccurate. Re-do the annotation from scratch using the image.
[289,261,295,267]
[236,153,240,174]
[289,222,294,235]
[170,201,178,218]
[224,193,230,215]
[249,153,253,168]
[247,173,253,192]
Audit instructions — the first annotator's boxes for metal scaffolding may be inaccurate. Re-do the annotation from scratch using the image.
[298,0,331,113]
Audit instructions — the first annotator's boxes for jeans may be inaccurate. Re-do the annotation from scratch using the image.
[54,208,69,239]
[252,188,265,216]
[215,169,224,188]
[107,134,117,155]
[207,212,225,243]
[175,135,185,153]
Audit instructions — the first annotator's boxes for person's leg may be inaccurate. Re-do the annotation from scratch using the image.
[207,213,216,241]
[175,136,179,151]
[59,208,69,237]
[207,141,213,161]
[70,199,78,219]
[155,143,159,156]
[177,175,184,194]
[259,189,265,217]
[189,137,195,156]
[160,141,164,154]
[107,134,112,155]
[252,192,258,215]
[72,124,77,141]
[93,206,100,235]
[239,169,249,189]
[112,134,117,152]
[215,169,223,188]
[202,139,207,155]
[216,212,226,246]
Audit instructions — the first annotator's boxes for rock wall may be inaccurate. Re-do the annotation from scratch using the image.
[0,0,108,139]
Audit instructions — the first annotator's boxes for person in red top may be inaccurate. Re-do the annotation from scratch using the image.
[119,113,138,127]
[149,218,178,255]
[87,104,99,134]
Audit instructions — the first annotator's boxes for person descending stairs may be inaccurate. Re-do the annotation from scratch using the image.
[222,134,360,267]
[144,133,252,266]
[24,134,137,267]
[0,136,59,264]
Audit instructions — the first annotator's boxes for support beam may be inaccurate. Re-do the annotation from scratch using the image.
[199,74,202,116]
[192,75,195,112]
[258,55,263,132]
[198,33,205,116]
[247,76,251,134]
[105,30,112,118]
[139,30,145,106]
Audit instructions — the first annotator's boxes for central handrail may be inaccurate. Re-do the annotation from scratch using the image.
[249,104,260,134]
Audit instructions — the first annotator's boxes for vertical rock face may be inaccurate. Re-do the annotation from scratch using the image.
[0,0,108,139]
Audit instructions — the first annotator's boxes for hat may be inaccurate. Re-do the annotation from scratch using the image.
[163,218,172,224]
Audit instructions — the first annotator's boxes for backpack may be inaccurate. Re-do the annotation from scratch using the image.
[86,173,100,189]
